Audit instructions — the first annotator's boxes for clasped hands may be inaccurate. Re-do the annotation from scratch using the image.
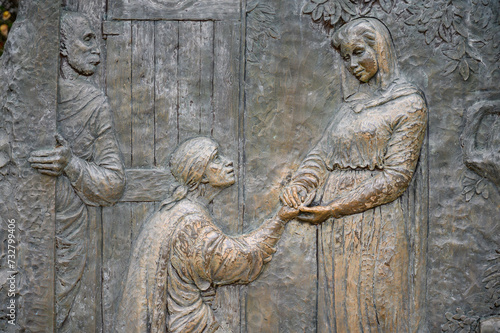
[278,185,342,224]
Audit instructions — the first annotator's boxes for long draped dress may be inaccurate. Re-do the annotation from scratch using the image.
[56,77,125,330]
[115,198,287,333]
[289,80,427,332]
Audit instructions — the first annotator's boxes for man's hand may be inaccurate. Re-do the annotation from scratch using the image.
[29,134,73,177]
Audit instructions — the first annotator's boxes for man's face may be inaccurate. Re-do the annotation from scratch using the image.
[62,17,100,76]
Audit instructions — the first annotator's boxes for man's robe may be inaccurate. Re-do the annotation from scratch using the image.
[56,77,125,330]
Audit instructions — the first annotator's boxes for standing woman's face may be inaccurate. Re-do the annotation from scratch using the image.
[340,33,379,83]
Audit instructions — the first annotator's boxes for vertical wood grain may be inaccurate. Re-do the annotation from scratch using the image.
[106,21,132,167]
[178,21,215,142]
[132,21,155,167]
[200,21,214,136]
[178,21,202,142]
[154,21,179,168]
[102,203,132,333]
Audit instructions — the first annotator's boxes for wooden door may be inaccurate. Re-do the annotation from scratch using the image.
[102,2,243,331]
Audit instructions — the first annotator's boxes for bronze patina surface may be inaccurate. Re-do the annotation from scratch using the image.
[0,0,498,332]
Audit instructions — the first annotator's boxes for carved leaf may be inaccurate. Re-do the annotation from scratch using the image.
[418,23,428,33]
[431,10,443,19]
[247,1,259,12]
[481,188,490,199]
[405,14,420,26]
[466,46,482,62]
[443,10,452,28]
[462,185,474,194]
[341,6,352,23]
[457,40,466,58]
[379,0,392,13]
[406,4,421,14]
[330,2,342,25]
[303,2,318,14]
[339,0,357,16]
[439,24,452,43]
[465,189,474,201]
[324,3,334,15]
[468,59,479,73]
[312,5,324,21]
[443,60,459,76]
[360,1,373,16]
[443,48,462,61]
[421,9,432,24]
[312,0,328,4]
[425,21,439,44]
[453,19,468,38]
[459,58,470,80]
[446,312,454,321]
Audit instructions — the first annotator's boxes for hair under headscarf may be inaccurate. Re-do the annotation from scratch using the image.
[161,137,218,209]
[332,17,400,91]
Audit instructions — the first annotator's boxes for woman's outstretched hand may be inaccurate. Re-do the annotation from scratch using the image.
[278,191,316,222]
[280,184,308,208]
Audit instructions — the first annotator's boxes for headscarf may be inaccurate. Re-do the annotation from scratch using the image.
[332,18,400,96]
[161,137,218,209]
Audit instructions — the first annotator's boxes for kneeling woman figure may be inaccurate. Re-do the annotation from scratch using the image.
[115,137,298,333]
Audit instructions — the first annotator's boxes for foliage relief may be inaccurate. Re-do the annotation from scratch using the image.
[303,0,500,81]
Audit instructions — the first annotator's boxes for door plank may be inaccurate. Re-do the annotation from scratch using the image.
[178,21,202,142]
[105,21,132,167]
[154,21,179,167]
[102,203,133,333]
[200,21,214,137]
[109,0,240,21]
[132,21,156,167]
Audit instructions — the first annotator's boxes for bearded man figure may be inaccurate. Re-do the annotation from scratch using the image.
[29,10,125,331]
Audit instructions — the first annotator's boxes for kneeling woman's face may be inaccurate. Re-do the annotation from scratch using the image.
[204,149,236,188]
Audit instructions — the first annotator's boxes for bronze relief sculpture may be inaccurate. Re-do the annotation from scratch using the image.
[115,137,299,333]
[282,18,428,332]
[1,0,499,331]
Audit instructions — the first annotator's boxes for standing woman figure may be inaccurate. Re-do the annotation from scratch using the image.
[282,18,428,332]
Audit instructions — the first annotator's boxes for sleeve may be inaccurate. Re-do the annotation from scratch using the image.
[288,120,335,194]
[173,213,287,289]
[63,100,125,206]
[331,94,427,216]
